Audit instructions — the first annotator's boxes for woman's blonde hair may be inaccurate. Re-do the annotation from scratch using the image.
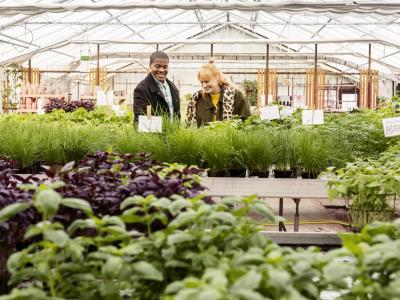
[197,58,231,95]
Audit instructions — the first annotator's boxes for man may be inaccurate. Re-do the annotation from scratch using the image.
[133,51,180,123]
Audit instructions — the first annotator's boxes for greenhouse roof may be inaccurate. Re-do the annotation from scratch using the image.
[1,0,400,78]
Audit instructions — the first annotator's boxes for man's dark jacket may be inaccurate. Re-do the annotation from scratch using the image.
[133,73,180,122]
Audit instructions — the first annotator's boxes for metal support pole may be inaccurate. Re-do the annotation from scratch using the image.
[210,44,214,57]
[314,44,318,109]
[28,59,32,84]
[368,43,372,109]
[279,198,286,232]
[156,44,159,51]
[265,43,269,106]
[293,198,301,232]
[96,44,100,87]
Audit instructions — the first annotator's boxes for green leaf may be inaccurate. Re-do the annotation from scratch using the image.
[209,212,236,224]
[132,261,163,281]
[24,226,43,239]
[102,256,123,279]
[0,202,31,223]
[44,229,69,247]
[231,289,264,300]
[236,253,265,265]
[0,287,49,300]
[167,232,195,245]
[35,189,62,219]
[323,261,357,288]
[168,211,196,228]
[48,181,66,190]
[252,203,276,221]
[121,244,143,256]
[60,161,75,173]
[67,219,96,235]
[62,198,93,215]
[152,197,172,209]
[169,199,191,216]
[120,196,145,210]
[232,270,261,290]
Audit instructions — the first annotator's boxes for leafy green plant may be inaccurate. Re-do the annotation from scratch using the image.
[271,129,298,172]
[296,129,330,178]
[324,146,400,228]
[242,129,273,175]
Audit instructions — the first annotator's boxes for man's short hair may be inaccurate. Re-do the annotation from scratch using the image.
[149,51,169,64]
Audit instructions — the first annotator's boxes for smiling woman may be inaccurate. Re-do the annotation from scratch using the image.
[186,57,251,127]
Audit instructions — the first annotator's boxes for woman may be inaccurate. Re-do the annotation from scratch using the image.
[187,58,251,127]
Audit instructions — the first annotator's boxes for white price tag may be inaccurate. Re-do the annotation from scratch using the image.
[138,116,163,133]
[302,109,324,125]
[37,98,45,115]
[259,105,280,120]
[96,90,107,106]
[383,117,400,137]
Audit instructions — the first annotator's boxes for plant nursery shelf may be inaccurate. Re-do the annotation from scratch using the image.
[202,177,344,232]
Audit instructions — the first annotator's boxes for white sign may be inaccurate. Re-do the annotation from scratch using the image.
[37,98,45,115]
[96,90,114,105]
[138,116,163,133]
[302,109,324,125]
[383,117,400,137]
[260,105,280,120]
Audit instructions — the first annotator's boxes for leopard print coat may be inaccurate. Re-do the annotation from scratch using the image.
[186,85,236,127]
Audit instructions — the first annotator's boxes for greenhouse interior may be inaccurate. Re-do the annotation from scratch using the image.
[1,1,400,299]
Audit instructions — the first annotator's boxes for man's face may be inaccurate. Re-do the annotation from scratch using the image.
[150,57,169,82]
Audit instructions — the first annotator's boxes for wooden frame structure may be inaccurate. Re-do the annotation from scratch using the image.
[89,67,107,92]
[305,68,326,109]
[359,69,378,109]
[257,68,277,107]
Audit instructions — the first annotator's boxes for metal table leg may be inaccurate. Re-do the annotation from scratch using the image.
[278,197,286,232]
[293,198,300,232]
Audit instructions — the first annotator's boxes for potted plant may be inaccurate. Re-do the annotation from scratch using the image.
[296,130,329,179]
[324,153,400,230]
[244,129,273,177]
[272,129,298,178]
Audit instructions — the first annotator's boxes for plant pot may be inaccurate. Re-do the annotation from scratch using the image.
[301,171,320,179]
[348,207,395,231]
[209,170,230,177]
[249,170,269,178]
[227,168,247,177]
[274,169,297,178]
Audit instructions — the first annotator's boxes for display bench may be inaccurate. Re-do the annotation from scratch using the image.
[18,94,68,113]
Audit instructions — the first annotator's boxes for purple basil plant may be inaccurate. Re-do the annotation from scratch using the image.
[44,98,95,113]
[52,151,209,222]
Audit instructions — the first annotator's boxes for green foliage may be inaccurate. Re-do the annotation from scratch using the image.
[2,184,400,299]
[324,146,400,228]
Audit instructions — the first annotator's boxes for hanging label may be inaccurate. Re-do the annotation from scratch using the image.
[138,116,163,133]
[383,117,400,137]
[260,105,280,120]
[302,109,324,125]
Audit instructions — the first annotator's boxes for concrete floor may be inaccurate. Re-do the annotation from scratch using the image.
[260,198,348,232]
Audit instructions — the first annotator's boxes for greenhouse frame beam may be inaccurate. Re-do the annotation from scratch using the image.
[2,2,400,16]
[22,21,400,26]
[2,37,400,66]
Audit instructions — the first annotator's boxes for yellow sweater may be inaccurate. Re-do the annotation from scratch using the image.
[211,93,220,121]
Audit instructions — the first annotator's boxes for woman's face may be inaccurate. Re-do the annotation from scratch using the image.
[199,75,220,94]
